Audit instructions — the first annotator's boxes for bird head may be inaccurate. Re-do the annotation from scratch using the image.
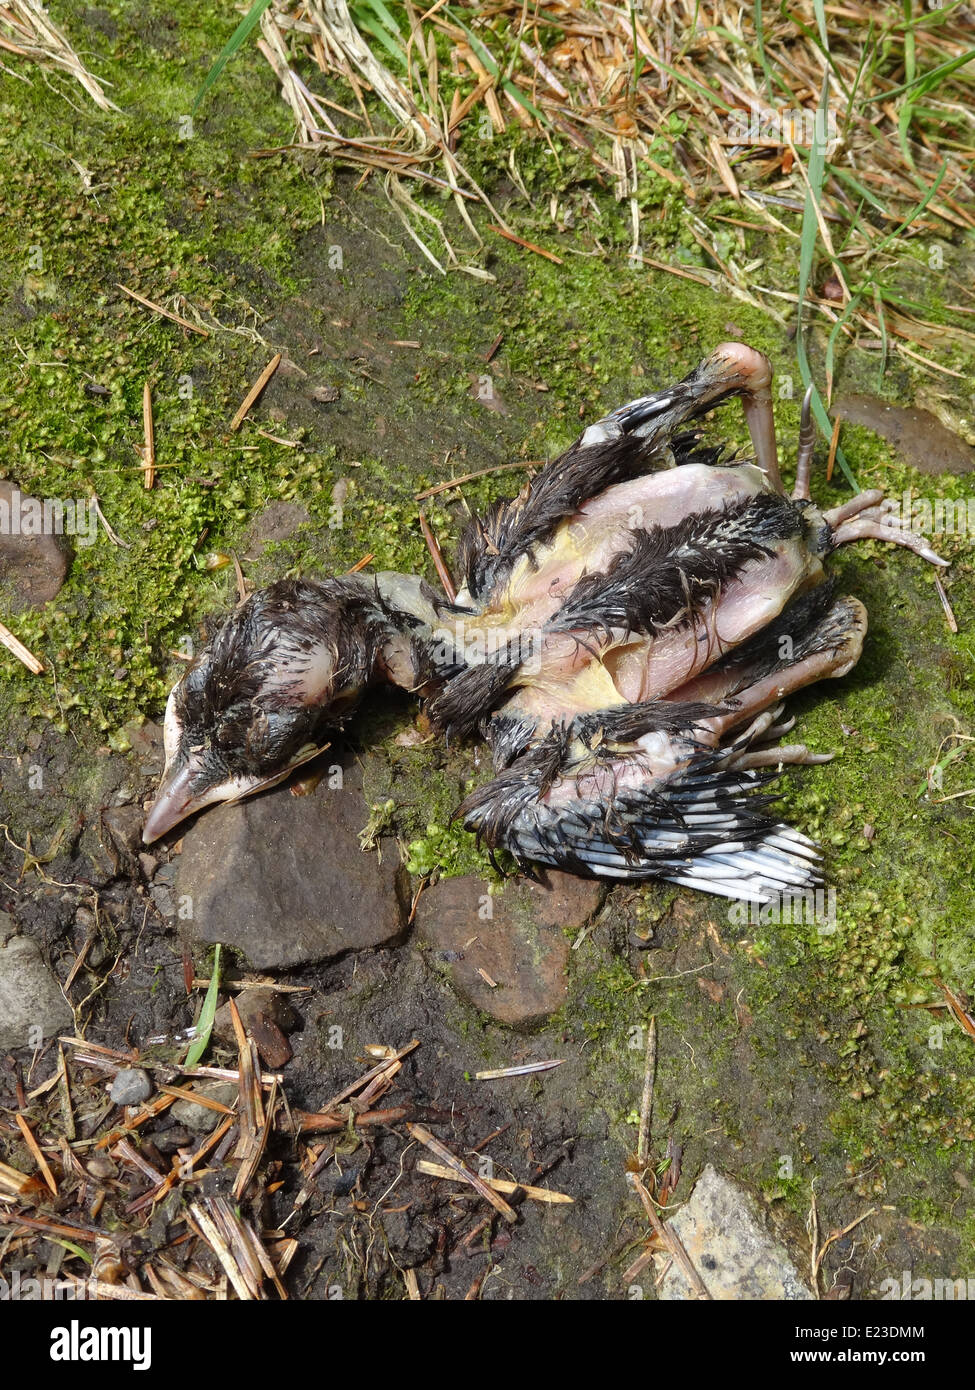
[143,578,374,843]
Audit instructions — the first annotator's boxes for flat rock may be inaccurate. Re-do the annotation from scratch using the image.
[416,870,600,1028]
[657,1164,813,1300]
[0,935,73,1050]
[213,987,296,1068]
[0,479,70,610]
[171,1082,237,1133]
[835,395,975,475]
[524,870,604,931]
[175,762,408,969]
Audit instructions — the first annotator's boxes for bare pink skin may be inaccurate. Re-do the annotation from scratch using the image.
[516,595,866,813]
[480,526,825,731]
[446,462,791,678]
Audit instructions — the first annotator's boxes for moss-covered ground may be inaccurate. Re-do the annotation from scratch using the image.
[1,0,974,1294]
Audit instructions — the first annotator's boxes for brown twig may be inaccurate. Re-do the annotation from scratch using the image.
[14,1114,57,1195]
[416,1159,573,1204]
[0,619,44,674]
[826,413,842,482]
[419,509,456,600]
[488,223,563,264]
[142,381,155,489]
[229,353,283,432]
[415,460,537,500]
[631,1173,711,1299]
[811,1206,877,1293]
[636,1016,657,1169]
[116,283,209,337]
[408,1122,518,1223]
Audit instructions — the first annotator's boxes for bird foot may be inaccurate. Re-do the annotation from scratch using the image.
[791,389,948,571]
[827,496,948,567]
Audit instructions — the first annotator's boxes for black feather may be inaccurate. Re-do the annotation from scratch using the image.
[549,492,803,641]
[456,434,649,601]
[425,653,523,738]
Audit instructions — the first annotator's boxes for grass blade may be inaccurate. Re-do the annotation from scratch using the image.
[185,944,221,1068]
[795,72,858,490]
[860,45,975,104]
[193,0,274,114]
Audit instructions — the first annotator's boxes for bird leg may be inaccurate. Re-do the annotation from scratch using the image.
[727,343,786,498]
[814,466,947,569]
[581,341,786,494]
[732,743,833,769]
[693,594,867,757]
[785,377,946,568]
[792,386,816,501]
[823,490,884,526]
[704,705,829,771]
[725,712,825,767]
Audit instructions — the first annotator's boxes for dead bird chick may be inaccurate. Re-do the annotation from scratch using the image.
[144,343,944,903]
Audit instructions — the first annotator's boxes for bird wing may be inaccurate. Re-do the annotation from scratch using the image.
[455,344,769,606]
[456,710,821,904]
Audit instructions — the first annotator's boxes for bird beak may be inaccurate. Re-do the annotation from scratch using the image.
[142,762,215,844]
[143,741,333,843]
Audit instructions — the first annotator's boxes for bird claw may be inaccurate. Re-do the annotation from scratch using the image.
[830,510,948,567]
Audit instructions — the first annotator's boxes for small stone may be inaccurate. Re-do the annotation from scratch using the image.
[151,1126,194,1155]
[109,1068,152,1106]
[171,1082,236,1133]
[86,1156,116,1179]
[213,987,296,1068]
[0,935,73,1050]
[657,1165,813,1300]
[415,872,598,1028]
[101,804,144,862]
[176,762,408,969]
[277,355,305,378]
[150,862,178,920]
[126,718,164,765]
[242,501,310,555]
